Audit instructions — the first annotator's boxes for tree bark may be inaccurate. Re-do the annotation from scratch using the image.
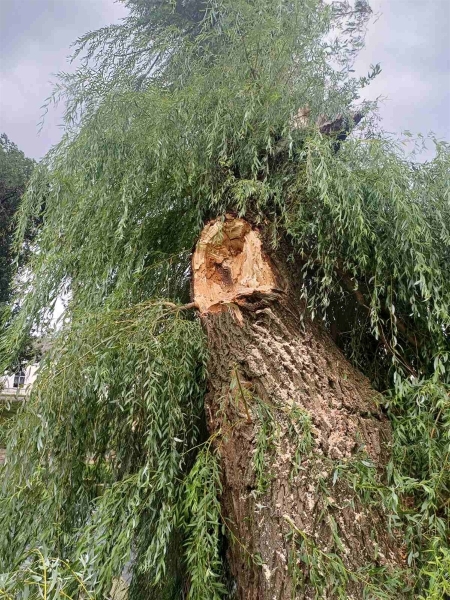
[192,215,405,600]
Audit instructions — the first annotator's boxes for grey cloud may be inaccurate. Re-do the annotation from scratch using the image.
[355,0,450,148]
[0,0,127,159]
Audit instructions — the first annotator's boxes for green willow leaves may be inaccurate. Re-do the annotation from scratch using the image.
[1,302,208,598]
[0,0,449,598]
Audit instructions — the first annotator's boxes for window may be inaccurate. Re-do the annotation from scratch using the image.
[13,370,26,388]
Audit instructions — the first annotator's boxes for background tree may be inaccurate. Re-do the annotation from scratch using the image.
[0,134,34,306]
[0,134,39,376]
[0,1,449,598]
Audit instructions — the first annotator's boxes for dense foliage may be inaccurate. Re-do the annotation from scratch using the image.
[0,134,34,306]
[0,1,449,598]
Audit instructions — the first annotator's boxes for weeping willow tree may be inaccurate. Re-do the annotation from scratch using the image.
[1,1,449,598]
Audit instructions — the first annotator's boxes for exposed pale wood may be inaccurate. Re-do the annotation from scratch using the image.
[192,215,279,316]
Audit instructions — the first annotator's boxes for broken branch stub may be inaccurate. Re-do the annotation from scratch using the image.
[192,216,280,315]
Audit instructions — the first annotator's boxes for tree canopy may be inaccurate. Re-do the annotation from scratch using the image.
[0,1,449,598]
[0,134,34,306]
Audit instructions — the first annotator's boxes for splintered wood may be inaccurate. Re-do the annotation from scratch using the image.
[192,215,277,314]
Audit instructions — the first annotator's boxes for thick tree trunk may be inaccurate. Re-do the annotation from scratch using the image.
[192,216,405,599]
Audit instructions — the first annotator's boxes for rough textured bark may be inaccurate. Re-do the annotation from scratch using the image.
[193,216,405,599]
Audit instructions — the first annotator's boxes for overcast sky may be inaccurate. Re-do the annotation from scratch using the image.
[0,0,449,161]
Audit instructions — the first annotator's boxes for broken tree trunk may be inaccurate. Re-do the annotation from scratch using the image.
[192,215,405,599]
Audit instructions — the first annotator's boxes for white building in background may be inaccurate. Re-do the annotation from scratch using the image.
[0,365,39,464]
[0,364,38,399]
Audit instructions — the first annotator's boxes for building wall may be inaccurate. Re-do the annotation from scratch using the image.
[1,364,39,463]
[0,364,38,398]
